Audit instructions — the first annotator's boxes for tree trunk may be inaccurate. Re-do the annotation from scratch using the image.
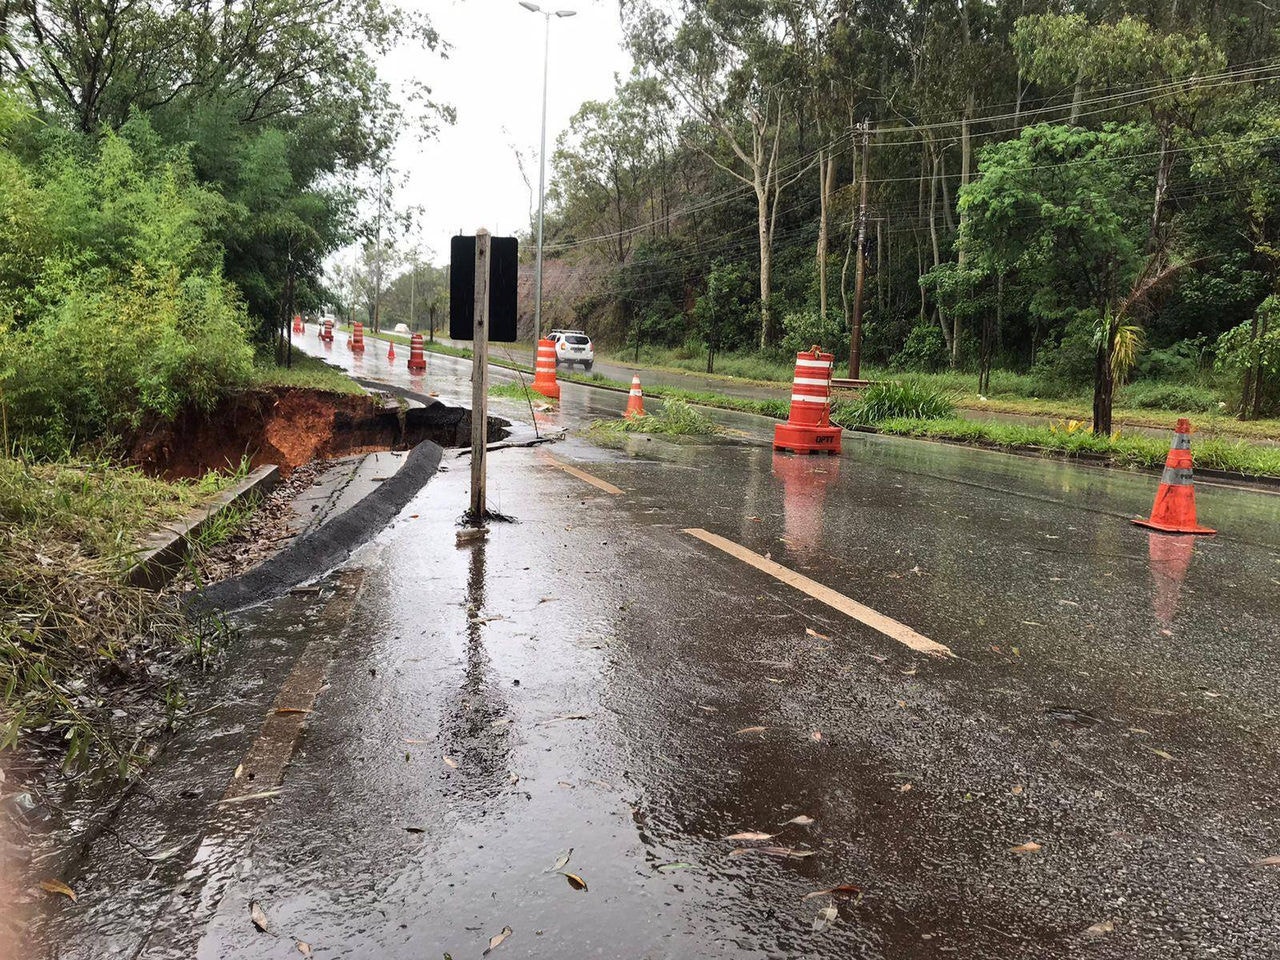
[1148,125,1174,255]
[758,181,772,349]
[1093,324,1114,436]
[953,91,974,371]
[928,145,951,354]
[817,150,828,319]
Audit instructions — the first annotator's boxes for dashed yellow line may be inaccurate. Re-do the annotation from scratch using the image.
[682,528,953,658]
[538,453,624,495]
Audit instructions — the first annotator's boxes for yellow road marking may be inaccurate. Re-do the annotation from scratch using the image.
[682,528,953,658]
[539,453,623,495]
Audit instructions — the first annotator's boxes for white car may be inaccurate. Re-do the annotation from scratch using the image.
[393,322,411,334]
[549,329,594,370]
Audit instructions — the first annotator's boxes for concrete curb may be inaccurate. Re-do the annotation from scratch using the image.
[128,465,281,589]
[187,439,445,615]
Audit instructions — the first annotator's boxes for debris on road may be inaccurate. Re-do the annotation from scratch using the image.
[483,925,513,955]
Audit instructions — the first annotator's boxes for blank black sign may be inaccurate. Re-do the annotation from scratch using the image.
[449,235,518,342]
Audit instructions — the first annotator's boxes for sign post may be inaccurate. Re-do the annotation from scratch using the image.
[469,229,491,521]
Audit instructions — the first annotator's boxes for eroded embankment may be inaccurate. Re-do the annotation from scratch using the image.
[129,387,494,478]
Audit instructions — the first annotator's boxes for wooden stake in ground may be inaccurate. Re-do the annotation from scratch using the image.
[470,229,491,520]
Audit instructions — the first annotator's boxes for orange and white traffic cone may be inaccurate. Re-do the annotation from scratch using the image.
[351,321,366,354]
[407,333,426,373]
[1133,418,1215,535]
[387,341,396,363]
[773,346,841,455]
[532,338,560,399]
[625,374,645,417]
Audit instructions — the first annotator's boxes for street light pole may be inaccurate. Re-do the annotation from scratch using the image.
[519,2,575,344]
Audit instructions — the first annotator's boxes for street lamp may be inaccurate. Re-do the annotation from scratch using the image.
[519,1,576,343]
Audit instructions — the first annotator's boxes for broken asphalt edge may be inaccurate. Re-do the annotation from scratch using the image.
[186,438,444,616]
[127,464,282,590]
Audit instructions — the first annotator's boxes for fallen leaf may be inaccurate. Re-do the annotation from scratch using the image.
[899,783,913,793]
[810,730,823,742]
[39,879,76,902]
[561,872,588,892]
[250,900,270,932]
[748,515,762,522]
[805,627,830,641]
[1011,784,1024,796]
[1127,728,1151,736]
[1009,841,1042,855]
[1251,855,1280,867]
[483,925,513,955]
[895,700,906,709]
[296,940,313,956]
[801,884,862,901]
[728,846,816,860]
[735,726,767,736]
[404,826,426,834]
[901,666,917,676]
[1143,745,1175,761]
[548,848,573,872]
[538,596,559,604]
[538,713,593,725]
[765,676,786,684]
[784,815,815,826]
[723,831,775,841]
[1082,919,1115,938]
[443,755,458,768]
[275,707,311,715]
[697,705,718,714]
[656,861,693,872]
[812,904,838,931]
[233,763,244,779]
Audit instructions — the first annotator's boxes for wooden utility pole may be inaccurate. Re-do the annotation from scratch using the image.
[848,121,871,379]
[469,229,491,521]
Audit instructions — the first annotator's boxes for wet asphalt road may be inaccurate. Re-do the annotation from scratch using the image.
[28,334,1280,958]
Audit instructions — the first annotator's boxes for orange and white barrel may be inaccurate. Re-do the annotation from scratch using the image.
[532,338,560,399]
[351,321,366,353]
[407,333,426,373]
[773,346,841,455]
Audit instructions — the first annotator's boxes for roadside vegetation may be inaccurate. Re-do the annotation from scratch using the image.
[593,398,720,438]
[0,457,234,773]
[0,1,446,776]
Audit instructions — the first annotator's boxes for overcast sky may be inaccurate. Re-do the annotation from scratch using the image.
[378,0,632,266]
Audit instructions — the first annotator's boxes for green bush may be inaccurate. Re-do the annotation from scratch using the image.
[834,379,956,424]
[1028,314,1098,394]
[3,270,253,452]
[892,322,949,372]
[781,309,847,359]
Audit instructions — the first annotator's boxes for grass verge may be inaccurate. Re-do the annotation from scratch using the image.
[1,456,237,775]
[253,349,365,395]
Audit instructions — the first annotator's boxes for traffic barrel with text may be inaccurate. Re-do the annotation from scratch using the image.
[351,321,365,353]
[773,347,841,455]
[532,338,561,399]
[407,333,426,373]
[1132,418,1215,535]
[625,374,645,418]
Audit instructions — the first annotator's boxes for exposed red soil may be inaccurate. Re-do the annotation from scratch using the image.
[129,387,418,479]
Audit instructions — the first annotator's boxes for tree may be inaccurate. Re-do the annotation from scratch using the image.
[957,123,1152,434]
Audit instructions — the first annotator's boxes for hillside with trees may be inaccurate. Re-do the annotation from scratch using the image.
[538,0,1280,432]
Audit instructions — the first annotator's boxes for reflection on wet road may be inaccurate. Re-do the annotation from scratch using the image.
[31,332,1280,958]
